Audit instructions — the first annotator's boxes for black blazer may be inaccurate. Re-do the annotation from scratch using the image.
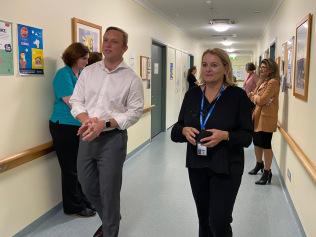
[171,85,253,175]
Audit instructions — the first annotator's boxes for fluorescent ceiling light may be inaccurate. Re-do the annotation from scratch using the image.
[226,48,235,53]
[221,40,233,46]
[212,23,230,32]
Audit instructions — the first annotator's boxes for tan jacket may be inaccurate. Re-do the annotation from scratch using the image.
[252,78,280,132]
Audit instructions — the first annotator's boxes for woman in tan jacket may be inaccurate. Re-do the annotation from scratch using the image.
[248,58,280,185]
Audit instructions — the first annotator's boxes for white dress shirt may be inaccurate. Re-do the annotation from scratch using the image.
[70,60,144,130]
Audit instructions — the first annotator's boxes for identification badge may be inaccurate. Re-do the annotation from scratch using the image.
[197,143,207,156]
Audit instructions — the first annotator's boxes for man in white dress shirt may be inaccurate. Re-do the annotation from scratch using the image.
[70,26,144,237]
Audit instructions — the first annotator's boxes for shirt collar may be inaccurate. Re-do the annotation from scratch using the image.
[100,60,129,73]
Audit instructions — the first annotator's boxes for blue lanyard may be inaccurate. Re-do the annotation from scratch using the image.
[200,85,225,130]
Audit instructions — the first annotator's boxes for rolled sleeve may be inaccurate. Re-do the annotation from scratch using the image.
[112,77,144,130]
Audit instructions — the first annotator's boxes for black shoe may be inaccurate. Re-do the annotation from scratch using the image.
[248,161,264,175]
[85,203,96,212]
[255,169,272,185]
[70,208,96,217]
[93,225,103,237]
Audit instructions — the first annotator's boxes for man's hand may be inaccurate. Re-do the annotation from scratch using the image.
[182,127,199,145]
[77,117,97,136]
[79,118,105,142]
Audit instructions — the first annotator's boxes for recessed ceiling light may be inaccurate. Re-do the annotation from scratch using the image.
[206,0,212,4]
[254,10,261,14]
[210,19,234,32]
[221,40,233,46]
[212,23,230,32]
[226,48,235,53]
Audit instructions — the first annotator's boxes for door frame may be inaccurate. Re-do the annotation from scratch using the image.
[151,40,167,135]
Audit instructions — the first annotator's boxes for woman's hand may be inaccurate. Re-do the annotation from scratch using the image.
[200,129,229,148]
[182,127,199,145]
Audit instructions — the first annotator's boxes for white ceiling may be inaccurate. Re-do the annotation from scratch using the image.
[134,0,283,56]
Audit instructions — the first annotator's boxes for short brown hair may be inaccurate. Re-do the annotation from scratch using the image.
[200,48,234,86]
[62,42,89,67]
[105,26,128,47]
[260,58,280,80]
[245,62,256,71]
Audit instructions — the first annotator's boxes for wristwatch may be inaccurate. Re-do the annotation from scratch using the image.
[105,121,111,128]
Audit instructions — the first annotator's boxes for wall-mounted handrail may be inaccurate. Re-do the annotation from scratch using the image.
[0,106,156,173]
[0,142,54,173]
[277,122,316,183]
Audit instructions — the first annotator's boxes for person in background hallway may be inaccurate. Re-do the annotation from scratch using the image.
[49,42,96,217]
[87,51,103,66]
[248,58,280,185]
[187,65,198,89]
[243,62,259,97]
[70,26,144,237]
[171,48,253,237]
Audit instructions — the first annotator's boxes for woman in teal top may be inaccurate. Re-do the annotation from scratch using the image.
[49,42,95,217]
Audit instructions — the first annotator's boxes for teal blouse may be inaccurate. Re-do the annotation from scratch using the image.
[49,66,81,126]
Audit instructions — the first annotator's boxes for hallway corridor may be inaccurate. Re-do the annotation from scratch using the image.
[17,130,305,237]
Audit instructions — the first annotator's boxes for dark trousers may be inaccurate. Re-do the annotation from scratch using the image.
[188,168,242,237]
[49,121,90,214]
[77,129,127,237]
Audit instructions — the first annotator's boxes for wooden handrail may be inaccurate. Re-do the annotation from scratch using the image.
[0,141,54,173]
[277,122,316,183]
[0,106,156,173]
[143,105,155,113]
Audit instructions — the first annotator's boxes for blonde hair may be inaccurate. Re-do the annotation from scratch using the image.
[199,48,235,86]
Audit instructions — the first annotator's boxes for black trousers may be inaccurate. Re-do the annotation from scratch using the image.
[49,121,91,214]
[188,168,242,237]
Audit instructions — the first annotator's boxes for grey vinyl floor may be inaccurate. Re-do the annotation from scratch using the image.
[18,130,306,237]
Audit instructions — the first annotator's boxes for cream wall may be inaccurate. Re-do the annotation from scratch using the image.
[257,0,316,236]
[0,0,200,236]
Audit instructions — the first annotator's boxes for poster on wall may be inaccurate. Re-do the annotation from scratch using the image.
[17,24,44,75]
[0,20,14,75]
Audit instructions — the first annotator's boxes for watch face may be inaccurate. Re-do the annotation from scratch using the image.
[106,121,111,128]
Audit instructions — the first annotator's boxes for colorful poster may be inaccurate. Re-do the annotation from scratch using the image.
[17,24,44,75]
[0,20,14,75]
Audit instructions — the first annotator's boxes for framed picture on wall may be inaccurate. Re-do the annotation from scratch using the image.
[140,56,149,80]
[281,42,287,77]
[293,14,312,101]
[71,17,102,52]
[286,36,294,89]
